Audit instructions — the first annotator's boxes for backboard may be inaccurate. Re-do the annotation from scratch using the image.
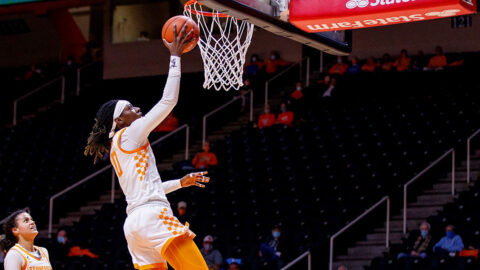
[197,0,352,55]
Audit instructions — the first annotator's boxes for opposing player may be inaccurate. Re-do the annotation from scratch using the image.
[1,209,52,270]
[84,24,209,270]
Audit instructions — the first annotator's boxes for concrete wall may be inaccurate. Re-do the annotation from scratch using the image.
[352,14,480,59]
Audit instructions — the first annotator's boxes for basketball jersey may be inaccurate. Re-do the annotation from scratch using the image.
[110,128,170,214]
[9,244,52,270]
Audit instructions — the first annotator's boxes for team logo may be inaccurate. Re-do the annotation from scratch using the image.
[346,0,369,9]
[425,9,461,17]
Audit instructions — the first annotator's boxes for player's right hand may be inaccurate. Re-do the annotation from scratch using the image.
[163,24,195,57]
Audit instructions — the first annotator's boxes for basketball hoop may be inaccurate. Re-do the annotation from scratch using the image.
[184,0,254,91]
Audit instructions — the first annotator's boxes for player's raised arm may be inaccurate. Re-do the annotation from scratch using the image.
[127,24,195,146]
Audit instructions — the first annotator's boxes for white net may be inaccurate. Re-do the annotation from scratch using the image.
[184,1,254,91]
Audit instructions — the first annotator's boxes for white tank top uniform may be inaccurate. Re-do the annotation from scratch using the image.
[110,56,191,270]
[4,244,52,270]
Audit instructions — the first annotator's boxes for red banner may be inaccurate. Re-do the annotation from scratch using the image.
[289,0,476,32]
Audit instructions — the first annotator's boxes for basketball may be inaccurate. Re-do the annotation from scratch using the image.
[162,15,200,53]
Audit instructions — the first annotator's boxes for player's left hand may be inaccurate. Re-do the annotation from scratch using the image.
[180,171,209,188]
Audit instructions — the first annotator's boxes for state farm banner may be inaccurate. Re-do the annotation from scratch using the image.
[289,0,476,32]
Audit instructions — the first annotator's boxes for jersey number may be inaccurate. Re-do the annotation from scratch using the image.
[111,151,123,177]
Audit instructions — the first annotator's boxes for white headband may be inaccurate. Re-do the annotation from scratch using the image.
[109,100,130,138]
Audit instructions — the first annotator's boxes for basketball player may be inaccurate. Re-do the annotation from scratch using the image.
[84,25,209,270]
[1,209,52,270]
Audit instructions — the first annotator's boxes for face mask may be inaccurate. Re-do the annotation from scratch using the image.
[204,244,213,251]
[281,108,287,113]
[337,58,342,63]
[446,231,454,238]
[296,86,302,91]
[271,55,276,60]
[252,57,257,62]
[421,230,428,238]
[57,236,65,244]
[272,231,281,238]
[265,110,270,114]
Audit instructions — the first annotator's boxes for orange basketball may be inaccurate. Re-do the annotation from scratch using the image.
[162,15,200,53]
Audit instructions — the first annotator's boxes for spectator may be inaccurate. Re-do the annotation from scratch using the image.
[328,56,348,75]
[433,225,464,255]
[137,31,150,41]
[257,104,276,129]
[428,46,447,69]
[264,51,289,75]
[276,103,294,127]
[153,112,179,133]
[337,265,348,270]
[176,201,188,224]
[201,235,223,270]
[380,53,394,72]
[346,57,361,74]
[238,78,253,112]
[245,54,264,77]
[322,77,337,98]
[290,81,303,101]
[412,50,427,71]
[259,225,288,269]
[398,222,433,260]
[192,141,218,169]
[362,57,377,72]
[228,262,241,270]
[394,49,411,72]
[49,229,71,261]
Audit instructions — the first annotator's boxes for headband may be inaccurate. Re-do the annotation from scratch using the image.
[109,100,130,138]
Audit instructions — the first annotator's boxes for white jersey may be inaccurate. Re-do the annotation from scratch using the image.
[5,244,52,270]
[109,56,183,215]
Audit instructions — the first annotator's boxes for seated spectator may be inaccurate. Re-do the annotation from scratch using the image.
[264,51,289,75]
[228,262,241,270]
[290,81,303,101]
[276,103,294,127]
[329,56,348,75]
[380,53,394,72]
[201,235,223,270]
[137,31,150,41]
[433,225,464,255]
[398,222,433,260]
[428,46,447,69]
[49,229,71,261]
[192,141,218,169]
[259,225,288,269]
[412,50,427,71]
[257,104,276,129]
[153,112,179,132]
[176,201,188,224]
[245,54,264,77]
[362,57,377,72]
[346,57,361,74]
[394,49,411,72]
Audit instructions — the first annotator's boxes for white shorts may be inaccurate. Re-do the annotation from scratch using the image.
[124,203,190,270]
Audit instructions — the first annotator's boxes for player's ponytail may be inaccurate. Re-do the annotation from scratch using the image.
[84,100,118,164]
[1,209,29,252]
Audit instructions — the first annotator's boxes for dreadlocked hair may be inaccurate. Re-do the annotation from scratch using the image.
[0,208,30,252]
[84,100,118,164]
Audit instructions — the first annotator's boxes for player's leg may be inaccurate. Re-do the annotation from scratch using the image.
[162,235,208,270]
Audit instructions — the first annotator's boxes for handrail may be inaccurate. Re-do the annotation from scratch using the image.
[76,60,102,96]
[281,251,311,270]
[403,148,455,234]
[13,76,65,126]
[264,57,310,105]
[467,128,480,184]
[329,196,390,270]
[48,124,190,237]
[202,90,253,146]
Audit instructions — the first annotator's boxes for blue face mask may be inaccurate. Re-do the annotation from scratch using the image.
[446,231,454,238]
[57,236,65,244]
[272,231,281,238]
[421,230,428,238]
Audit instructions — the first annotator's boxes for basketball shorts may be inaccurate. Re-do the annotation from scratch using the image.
[124,203,192,269]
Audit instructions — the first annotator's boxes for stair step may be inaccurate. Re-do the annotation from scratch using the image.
[333,260,372,270]
[367,232,403,241]
[400,206,443,218]
[415,194,454,204]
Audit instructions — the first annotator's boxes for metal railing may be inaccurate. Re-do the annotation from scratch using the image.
[467,128,480,184]
[281,251,311,270]
[76,60,102,96]
[13,76,65,126]
[202,90,253,146]
[264,57,310,105]
[48,124,190,237]
[403,148,455,234]
[329,196,390,270]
